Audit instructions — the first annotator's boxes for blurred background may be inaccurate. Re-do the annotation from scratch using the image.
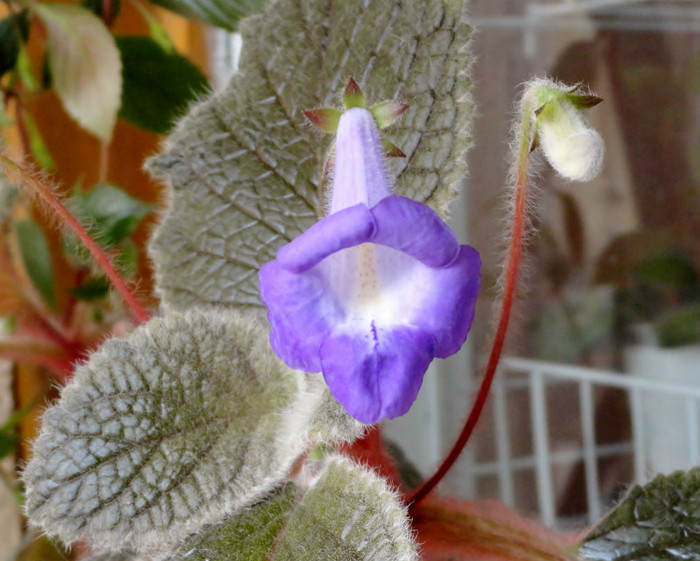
[1,0,700,558]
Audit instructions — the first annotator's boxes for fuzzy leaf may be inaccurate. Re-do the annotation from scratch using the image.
[168,456,417,561]
[148,0,473,312]
[168,484,297,561]
[33,4,122,141]
[24,310,333,549]
[579,468,700,561]
[145,0,266,30]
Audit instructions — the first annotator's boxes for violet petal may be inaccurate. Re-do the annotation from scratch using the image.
[276,204,375,274]
[370,195,460,267]
[320,324,436,424]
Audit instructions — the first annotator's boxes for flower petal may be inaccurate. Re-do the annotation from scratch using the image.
[320,324,436,424]
[276,204,375,273]
[370,195,460,267]
[259,260,342,371]
[409,245,481,357]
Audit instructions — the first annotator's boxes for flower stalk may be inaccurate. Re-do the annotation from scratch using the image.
[409,80,604,507]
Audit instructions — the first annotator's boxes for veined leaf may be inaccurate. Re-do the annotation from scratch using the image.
[24,310,340,549]
[117,36,209,134]
[168,456,417,561]
[579,468,700,561]
[33,4,122,141]
[145,0,266,31]
[148,0,473,312]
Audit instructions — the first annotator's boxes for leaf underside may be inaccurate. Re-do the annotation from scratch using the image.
[168,455,417,561]
[24,310,322,550]
[579,468,700,561]
[148,0,473,312]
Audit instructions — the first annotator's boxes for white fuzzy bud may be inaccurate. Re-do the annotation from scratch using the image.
[524,79,605,182]
[538,102,604,181]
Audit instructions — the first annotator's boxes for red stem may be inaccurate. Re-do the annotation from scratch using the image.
[0,156,150,324]
[408,172,528,509]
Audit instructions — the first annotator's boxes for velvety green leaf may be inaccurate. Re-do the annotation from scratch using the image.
[272,455,417,560]
[0,10,29,77]
[33,3,122,141]
[14,219,56,310]
[579,468,700,561]
[24,311,336,549]
[169,484,297,561]
[168,456,417,561]
[77,183,154,245]
[148,0,473,312]
[117,36,209,134]
[145,0,266,31]
[71,276,111,301]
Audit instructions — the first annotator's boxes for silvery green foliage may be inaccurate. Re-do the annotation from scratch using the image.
[579,468,700,561]
[168,455,417,561]
[24,310,349,550]
[82,550,142,561]
[168,484,297,561]
[148,0,473,312]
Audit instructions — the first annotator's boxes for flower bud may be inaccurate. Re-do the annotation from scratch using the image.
[525,79,605,182]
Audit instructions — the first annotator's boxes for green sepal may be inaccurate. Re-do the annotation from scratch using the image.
[382,139,406,158]
[370,100,408,129]
[303,108,341,133]
[566,92,603,110]
[343,77,366,109]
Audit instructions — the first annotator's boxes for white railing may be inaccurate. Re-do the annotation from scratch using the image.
[479,357,700,528]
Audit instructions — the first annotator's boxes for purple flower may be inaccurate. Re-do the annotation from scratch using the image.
[259,107,480,424]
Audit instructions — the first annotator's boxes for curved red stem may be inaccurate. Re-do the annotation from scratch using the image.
[0,155,151,325]
[408,173,528,509]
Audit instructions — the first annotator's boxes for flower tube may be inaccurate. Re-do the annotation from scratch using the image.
[259,107,480,424]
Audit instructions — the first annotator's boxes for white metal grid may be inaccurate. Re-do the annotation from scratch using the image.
[480,357,700,528]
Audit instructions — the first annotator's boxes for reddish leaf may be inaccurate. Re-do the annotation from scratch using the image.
[413,497,580,561]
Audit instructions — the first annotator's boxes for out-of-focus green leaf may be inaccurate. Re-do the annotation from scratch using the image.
[81,0,122,24]
[77,183,154,245]
[0,10,30,77]
[580,468,700,561]
[14,219,56,310]
[130,1,175,52]
[655,303,700,347]
[0,429,18,458]
[33,3,122,141]
[634,252,699,290]
[16,40,38,92]
[114,238,138,276]
[145,0,266,31]
[117,36,209,134]
[22,109,55,169]
[70,276,110,301]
